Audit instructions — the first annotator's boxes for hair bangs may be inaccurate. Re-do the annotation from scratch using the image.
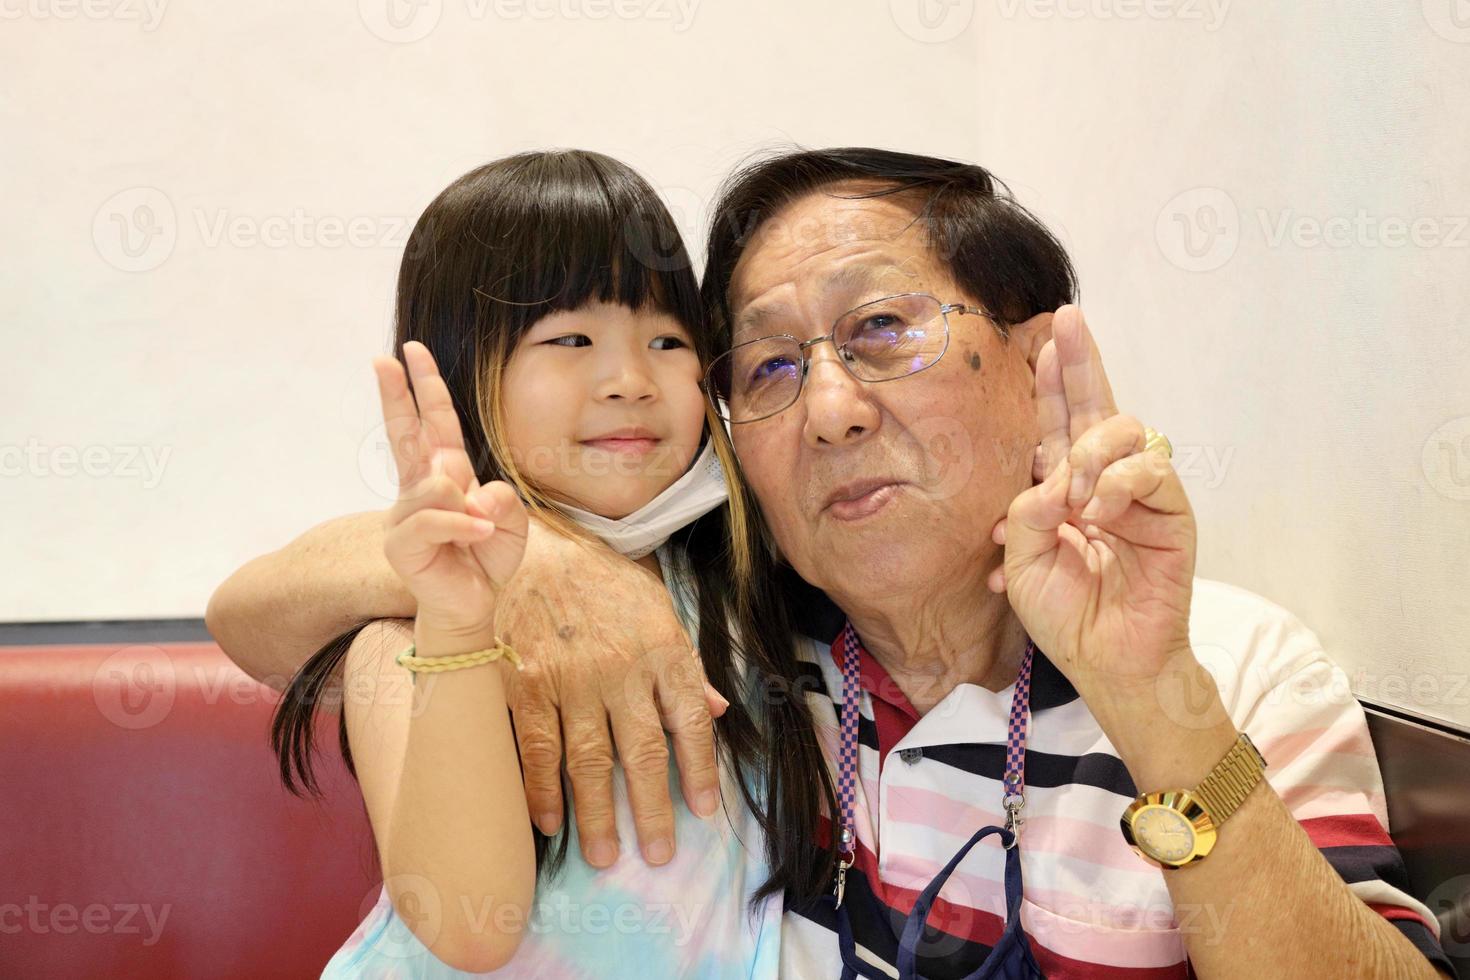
[469,151,705,354]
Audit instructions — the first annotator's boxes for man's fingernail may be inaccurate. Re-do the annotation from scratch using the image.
[1080,498,1103,521]
[1068,470,1087,506]
[646,838,673,864]
[696,790,719,818]
[535,813,560,835]
[587,841,617,867]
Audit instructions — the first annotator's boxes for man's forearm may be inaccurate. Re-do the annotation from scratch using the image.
[1099,685,1442,979]
[206,511,415,688]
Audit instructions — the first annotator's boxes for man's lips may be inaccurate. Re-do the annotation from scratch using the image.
[822,479,908,521]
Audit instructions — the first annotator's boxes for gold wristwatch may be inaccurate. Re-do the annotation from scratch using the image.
[1120,732,1267,869]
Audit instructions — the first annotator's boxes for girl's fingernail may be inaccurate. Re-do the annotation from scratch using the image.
[473,519,495,535]
[1080,498,1103,520]
[1069,470,1087,506]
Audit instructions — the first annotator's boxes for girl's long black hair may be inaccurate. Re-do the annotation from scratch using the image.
[268,149,822,899]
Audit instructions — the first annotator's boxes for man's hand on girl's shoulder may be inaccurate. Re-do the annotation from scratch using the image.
[495,517,724,871]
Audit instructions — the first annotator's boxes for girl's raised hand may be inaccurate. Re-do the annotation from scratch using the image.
[374,341,529,636]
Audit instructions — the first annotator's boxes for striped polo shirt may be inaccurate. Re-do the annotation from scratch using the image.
[777,576,1452,978]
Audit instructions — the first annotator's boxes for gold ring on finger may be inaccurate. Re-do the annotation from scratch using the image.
[1143,426,1173,460]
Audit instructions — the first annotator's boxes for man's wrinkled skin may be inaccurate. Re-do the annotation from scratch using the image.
[487,523,728,869]
[205,510,726,871]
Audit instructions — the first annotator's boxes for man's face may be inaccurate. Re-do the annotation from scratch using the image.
[727,184,1046,604]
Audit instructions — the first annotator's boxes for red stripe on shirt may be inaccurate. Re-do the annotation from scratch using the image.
[1367,902,1435,930]
[1298,812,1394,848]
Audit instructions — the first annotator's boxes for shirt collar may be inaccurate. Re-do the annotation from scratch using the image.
[830,621,1080,717]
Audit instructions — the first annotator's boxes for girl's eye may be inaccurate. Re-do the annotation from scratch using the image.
[651,335,689,351]
[545,335,592,348]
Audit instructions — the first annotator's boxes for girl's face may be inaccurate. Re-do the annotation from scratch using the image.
[501,301,706,520]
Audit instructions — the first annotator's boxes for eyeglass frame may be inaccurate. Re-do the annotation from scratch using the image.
[704,291,1006,424]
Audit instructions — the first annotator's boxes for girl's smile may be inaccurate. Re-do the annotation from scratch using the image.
[580,425,663,456]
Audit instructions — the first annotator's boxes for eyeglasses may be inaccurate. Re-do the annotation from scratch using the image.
[704,292,1002,424]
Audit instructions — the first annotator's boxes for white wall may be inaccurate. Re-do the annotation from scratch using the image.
[969,0,1470,729]
[4,0,1467,729]
[1,0,981,614]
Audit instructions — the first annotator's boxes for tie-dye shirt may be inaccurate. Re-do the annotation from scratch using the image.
[320,543,782,978]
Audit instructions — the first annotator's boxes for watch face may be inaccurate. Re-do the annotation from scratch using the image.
[1132,805,1197,863]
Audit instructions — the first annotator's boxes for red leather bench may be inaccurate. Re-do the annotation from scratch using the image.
[4,639,1466,977]
[0,642,380,979]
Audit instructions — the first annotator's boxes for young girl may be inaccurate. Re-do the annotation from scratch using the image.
[269,150,826,977]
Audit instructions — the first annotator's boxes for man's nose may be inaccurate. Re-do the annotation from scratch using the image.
[800,343,879,448]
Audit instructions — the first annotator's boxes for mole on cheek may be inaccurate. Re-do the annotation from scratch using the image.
[968,352,981,371]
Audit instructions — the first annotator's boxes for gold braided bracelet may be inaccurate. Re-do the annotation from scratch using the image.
[395,640,523,675]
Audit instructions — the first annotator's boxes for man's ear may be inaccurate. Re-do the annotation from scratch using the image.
[1009,310,1055,373]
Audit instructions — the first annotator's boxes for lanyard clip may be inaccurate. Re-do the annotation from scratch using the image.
[1002,790,1025,848]
[834,827,855,907]
[834,856,851,908]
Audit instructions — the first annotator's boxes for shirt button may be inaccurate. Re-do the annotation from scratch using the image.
[898,747,923,765]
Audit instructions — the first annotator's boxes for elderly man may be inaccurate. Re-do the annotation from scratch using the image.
[209,148,1451,977]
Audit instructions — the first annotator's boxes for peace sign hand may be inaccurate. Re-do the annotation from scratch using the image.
[991,305,1198,703]
[375,341,529,637]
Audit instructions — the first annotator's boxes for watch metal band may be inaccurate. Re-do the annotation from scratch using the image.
[1192,732,1267,825]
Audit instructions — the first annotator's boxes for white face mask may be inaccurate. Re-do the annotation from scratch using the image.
[547,437,729,559]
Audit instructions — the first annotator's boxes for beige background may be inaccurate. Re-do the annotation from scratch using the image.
[4,0,1467,729]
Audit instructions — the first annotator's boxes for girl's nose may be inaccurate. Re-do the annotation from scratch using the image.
[594,351,658,402]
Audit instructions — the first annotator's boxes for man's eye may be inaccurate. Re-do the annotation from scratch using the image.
[856,314,900,334]
[749,356,797,384]
[545,335,592,348]
[651,335,689,350]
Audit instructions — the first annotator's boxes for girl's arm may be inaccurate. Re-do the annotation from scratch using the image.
[358,340,537,971]
[343,618,533,973]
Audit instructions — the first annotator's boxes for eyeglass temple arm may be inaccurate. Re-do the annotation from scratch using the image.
[944,303,1013,334]
[943,302,994,319]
